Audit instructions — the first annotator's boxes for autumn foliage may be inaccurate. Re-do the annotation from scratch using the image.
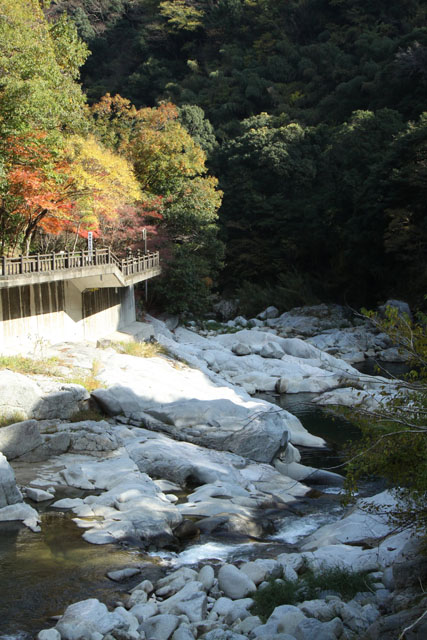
[0,1,223,313]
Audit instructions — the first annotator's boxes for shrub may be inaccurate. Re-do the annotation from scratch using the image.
[251,578,298,621]
[251,567,374,621]
[301,567,374,601]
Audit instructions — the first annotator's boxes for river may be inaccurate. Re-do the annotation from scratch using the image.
[0,375,390,638]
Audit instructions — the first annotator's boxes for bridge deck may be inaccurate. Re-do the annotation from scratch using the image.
[0,248,161,289]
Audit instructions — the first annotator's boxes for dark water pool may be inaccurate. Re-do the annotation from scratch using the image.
[257,391,362,470]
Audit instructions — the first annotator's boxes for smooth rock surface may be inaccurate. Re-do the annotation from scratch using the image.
[217,565,256,600]
[0,420,42,459]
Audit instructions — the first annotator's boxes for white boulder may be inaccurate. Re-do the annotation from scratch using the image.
[217,564,256,600]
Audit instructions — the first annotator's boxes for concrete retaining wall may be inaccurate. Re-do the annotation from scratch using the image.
[0,281,136,353]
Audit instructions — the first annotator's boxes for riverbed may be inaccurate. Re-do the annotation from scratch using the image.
[0,393,361,637]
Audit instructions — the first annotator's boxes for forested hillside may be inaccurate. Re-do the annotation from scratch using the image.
[0,1,224,314]
[2,1,425,311]
[47,0,427,309]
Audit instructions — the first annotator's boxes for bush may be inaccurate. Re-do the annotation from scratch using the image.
[343,306,427,541]
[251,567,374,621]
[251,578,299,621]
[302,567,374,601]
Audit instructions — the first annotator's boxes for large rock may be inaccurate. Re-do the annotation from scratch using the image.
[217,564,256,600]
[0,370,89,422]
[270,304,351,337]
[91,338,325,450]
[378,299,412,320]
[140,614,180,640]
[48,453,182,547]
[55,598,125,639]
[301,491,398,549]
[253,604,305,637]
[94,390,289,464]
[16,432,71,462]
[159,581,207,622]
[0,502,40,531]
[0,420,42,459]
[128,430,308,512]
[301,545,379,573]
[0,452,22,507]
[155,568,199,597]
[257,306,280,320]
[294,617,343,640]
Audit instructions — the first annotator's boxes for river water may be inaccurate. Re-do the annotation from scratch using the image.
[0,382,383,637]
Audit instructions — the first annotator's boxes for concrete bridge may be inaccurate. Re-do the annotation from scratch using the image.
[0,248,161,352]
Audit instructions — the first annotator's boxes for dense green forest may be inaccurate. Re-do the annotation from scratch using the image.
[47,0,427,310]
[2,1,426,312]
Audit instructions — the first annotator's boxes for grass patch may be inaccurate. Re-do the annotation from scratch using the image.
[64,360,104,392]
[0,355,61,376]
[65,374,103,392]
[108,340,169,358]
[302,567,374,601]
[251,578,299,620]
[0,411,27,427]
[69,407,105,422]
[251,567,375,621]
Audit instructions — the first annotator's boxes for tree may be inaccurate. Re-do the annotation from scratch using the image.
[0,131,141,254]
[63,134,142,238]
[344,306,427,541]
[91,95,224,312]
[159,1,204,33]
[0,131,74,254]
[0,0,88,136]
[178,104,217,156]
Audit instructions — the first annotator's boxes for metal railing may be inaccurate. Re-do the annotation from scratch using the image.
[0,248,160,278]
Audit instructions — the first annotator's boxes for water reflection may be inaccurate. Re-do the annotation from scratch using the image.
[0,512,149,635]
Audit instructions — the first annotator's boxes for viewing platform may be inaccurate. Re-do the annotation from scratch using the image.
[0,248,161,291]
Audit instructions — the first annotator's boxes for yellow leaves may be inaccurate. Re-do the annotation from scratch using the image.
[64,134,141,224]
[124,102,207,194]
[159,1,204,32]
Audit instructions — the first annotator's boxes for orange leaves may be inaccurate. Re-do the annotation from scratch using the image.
[2,128,143,250]
[4,132,76,239]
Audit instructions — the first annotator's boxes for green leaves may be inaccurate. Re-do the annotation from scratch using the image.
[0,0,88,136]
[343,309,427,538]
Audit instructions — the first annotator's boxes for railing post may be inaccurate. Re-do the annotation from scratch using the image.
[19,255,24,274]
[107,247,111,264]
[1,255,6,276]
[66,250,70,268]
[51,252,55,270]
